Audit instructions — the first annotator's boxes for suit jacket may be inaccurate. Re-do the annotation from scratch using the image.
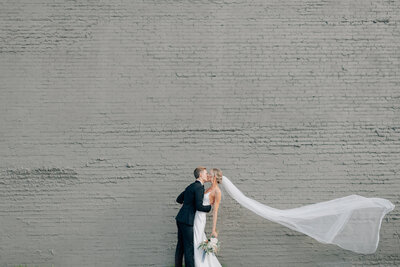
[175,180,212,226]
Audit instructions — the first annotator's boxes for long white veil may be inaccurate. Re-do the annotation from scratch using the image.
[221,176,395,254]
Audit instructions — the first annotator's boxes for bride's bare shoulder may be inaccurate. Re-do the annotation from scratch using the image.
[215,186,221,194]
[215,187,221,197]
[211,186,221,198]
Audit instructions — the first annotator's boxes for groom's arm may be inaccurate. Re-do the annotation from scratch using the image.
[194,185,212,212]
[176,191,184,204]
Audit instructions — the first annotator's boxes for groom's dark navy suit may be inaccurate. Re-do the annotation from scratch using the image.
[175,180,212,267]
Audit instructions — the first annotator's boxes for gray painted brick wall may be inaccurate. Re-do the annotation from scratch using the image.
[0,0,399,266]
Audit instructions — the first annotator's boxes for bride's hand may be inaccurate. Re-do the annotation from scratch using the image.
[211,231,218,238]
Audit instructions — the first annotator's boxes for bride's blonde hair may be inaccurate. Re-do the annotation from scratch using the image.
[212,168,223,184]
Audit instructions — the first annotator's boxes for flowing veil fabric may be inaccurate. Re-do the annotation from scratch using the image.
[221,176,395,254]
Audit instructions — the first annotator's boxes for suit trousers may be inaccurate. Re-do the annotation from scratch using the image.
[175,221,194,267]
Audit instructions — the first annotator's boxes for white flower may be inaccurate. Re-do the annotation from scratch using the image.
[210,237,218,245]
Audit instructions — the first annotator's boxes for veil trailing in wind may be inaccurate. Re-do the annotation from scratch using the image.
[221,176,395,254]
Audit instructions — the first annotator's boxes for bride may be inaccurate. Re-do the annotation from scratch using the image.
[193,168,222,267]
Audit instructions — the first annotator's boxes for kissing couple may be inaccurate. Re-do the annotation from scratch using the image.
[175,166,222,267]
[174,166,395,266]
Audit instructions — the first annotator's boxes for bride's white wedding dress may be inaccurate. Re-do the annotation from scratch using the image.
[193,192,222,267]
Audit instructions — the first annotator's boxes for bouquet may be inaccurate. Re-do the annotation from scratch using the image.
[198,235,220,262]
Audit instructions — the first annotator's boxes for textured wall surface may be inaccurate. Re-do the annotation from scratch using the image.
[0,0,399,266]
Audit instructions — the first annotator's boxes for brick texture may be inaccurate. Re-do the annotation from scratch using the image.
[0,0,399,266]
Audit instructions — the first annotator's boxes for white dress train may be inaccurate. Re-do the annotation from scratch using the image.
[193,192,222,267]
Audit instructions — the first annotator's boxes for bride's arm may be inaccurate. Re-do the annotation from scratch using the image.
[211,189,221,237]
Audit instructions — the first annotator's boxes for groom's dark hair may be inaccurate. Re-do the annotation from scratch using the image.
[194,166,206,179]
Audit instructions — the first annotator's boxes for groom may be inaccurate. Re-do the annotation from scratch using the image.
[175,166,212,267]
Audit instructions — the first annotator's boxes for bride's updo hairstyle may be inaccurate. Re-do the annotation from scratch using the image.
[212,168,223,184]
